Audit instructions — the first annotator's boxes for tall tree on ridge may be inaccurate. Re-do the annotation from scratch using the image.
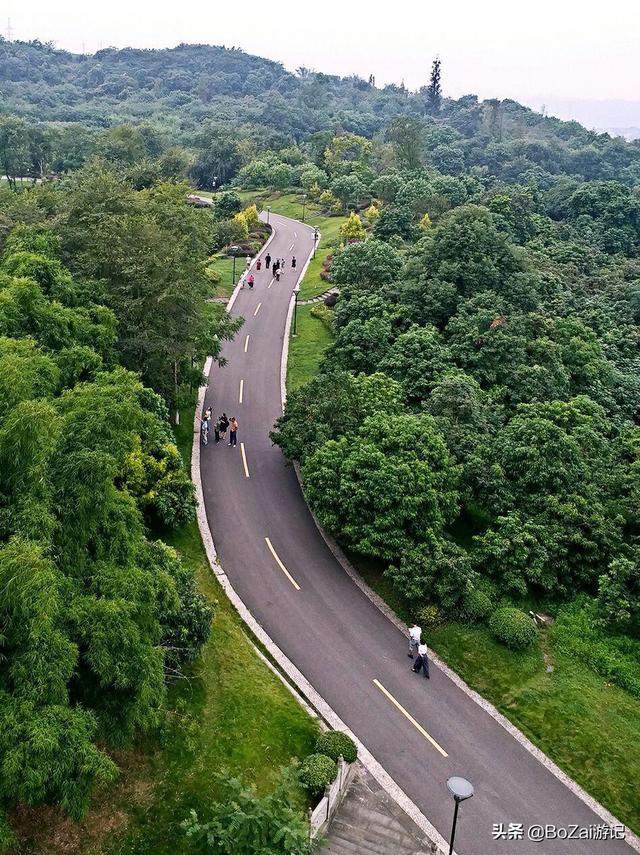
[426,56,443,115]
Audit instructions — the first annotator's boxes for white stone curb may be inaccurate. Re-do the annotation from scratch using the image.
[192,218,449,854]
[280,226,318,410]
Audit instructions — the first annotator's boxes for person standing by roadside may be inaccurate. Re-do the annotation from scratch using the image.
[412,641,430,679]
[407,624,421,658]
[218,412,229,442]
[228,416,239,447]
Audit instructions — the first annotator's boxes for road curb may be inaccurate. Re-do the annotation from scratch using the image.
[193,216,448,854]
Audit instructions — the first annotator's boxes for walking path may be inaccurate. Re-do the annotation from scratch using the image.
[199,212,636,854]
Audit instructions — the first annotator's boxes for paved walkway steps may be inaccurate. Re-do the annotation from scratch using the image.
[320,766,436,855]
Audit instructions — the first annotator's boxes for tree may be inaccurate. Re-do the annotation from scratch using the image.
[182,767,315,855]
[271,370,403,464]
[214,190,243,219]
[301,415,460,560]
[379,325,452,405]
[373,207,419,242]
[330,175,367,210]
[331,239,401,290]
[386,117,425,170]
[0,116,28,190]
[425,56,442,114]
[339,212,366,242]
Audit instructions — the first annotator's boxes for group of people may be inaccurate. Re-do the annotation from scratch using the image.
[407,623,430,679]
[201,408,239,448]
[242,252,297,287]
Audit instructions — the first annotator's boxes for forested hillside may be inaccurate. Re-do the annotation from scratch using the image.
[2,35,640,848]
[2,39,640,189]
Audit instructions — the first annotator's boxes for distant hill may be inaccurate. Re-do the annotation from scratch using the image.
[523,97,640,140]
[1,38,639,188]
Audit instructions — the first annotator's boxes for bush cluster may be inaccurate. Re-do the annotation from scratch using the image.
[298,754,337,797]
[315,731,358,764]
[461,587,493,624]
[489,607,538,649]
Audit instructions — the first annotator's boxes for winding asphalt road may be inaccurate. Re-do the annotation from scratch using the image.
[201,213,634,854]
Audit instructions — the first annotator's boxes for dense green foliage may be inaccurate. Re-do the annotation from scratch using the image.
[298,754,337,798]
[488,608,539,649]
[182,768,315,855]
[314,731,358,764]
[0,169,224,839]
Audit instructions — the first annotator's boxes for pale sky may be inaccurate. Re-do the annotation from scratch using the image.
[5,0,640,105]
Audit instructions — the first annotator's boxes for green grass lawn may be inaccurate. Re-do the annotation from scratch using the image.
[355,562,640,835]
[14,403,318,855]
[287,305,334,392]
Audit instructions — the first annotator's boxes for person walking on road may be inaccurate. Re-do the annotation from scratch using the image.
[228,417,239,447]
[412,641,430,679]
[291,256,297,270]
[408,624,421,657]
[256,258,262,271]
[248,273,255,289]
[271,261,278,277]
[201,416,209,446]
[245,255,251,270]
[265,252,271,269]
[275,267,281,282]
[218,413,229,442]
[280,258,286,273]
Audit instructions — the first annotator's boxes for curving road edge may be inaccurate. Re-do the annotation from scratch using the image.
[192,217,449,853]
[192,212,640,855]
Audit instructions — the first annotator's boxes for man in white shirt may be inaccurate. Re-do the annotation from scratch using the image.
[408,624,421,657]
[412,642,430,679]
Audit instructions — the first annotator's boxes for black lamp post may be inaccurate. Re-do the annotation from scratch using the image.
[292,283,301,336]
[447,777,474,855]
[312,227,319,258]
[301,193,307,222]
[230,245,241,287]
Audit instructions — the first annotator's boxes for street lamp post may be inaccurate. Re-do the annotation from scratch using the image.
[312,227,319,258]
[301,193,307,223]
[446,777,474,855]
[229,245,241,287]
[292,283,301,336]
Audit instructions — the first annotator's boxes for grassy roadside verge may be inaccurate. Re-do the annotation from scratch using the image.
[354,562,640,834]
[13,402,318,855]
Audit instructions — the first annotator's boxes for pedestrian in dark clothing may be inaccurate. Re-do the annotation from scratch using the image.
[256,258,262,271]
[228,417,238,447]
[412,642,430,679]
[265,253,271,268]
[272,262,278,276]
[218,413,229,441]
[275,267,281,282]
[291,256,297,269]
[214,419,220,444]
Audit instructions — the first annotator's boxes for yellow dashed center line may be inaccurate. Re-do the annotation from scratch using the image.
[240,442,250,478]
[264,537,301,590]
[373,679,448,757]
[239,378,244,404]
[244,334,250,353]
[254,302,262,316]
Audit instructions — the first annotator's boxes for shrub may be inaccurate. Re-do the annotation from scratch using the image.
[489,607,538,650]
[324,292,338,308]
[298,753,336,797]
[417,604,442,629]
[315,731,357,764]
[309,303,334,330]
[461,587,493,623]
